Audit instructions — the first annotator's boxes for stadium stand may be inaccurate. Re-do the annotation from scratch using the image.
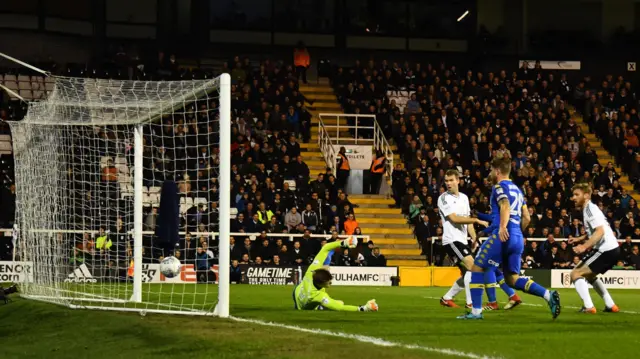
[326,59,640,268]
[3,52,640,272]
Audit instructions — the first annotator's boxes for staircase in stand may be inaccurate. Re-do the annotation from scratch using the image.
[573,112,640,201]
[299,81,426,267]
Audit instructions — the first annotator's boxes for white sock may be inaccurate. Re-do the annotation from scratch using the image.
[543,290,550,302]
[464,271,472,305]
[591,278,615,308]
[472,307,482,315]
[443,277,464,300]
[575,278,594,309]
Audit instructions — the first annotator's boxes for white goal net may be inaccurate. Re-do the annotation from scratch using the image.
[9,73,231,316]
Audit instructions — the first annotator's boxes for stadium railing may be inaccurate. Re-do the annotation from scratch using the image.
[317,113,394,187]
[2,228,369,243]
[419,236,640,266]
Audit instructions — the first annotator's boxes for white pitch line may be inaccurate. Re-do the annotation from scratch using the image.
[423,296,639,315]
[230,315,503,359]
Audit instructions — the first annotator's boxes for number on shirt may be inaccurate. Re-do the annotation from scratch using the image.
[509,190,524,216]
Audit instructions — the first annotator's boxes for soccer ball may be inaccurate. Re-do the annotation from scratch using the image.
[160,256,182,278]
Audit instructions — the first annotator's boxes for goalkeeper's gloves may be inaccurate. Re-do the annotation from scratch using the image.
[341,236,358,248]
[359,299,379,312]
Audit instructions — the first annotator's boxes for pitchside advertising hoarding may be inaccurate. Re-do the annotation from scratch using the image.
[0,262,397,286]
[551,269,640,289]
[0,261,33,282]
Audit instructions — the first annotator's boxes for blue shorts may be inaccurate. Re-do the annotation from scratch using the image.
[474,230,524,274]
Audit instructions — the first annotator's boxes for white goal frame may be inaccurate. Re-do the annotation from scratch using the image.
[2,52,231,317]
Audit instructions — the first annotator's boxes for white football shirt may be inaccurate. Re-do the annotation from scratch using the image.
[438,191,471,245]
[583,201,619,252]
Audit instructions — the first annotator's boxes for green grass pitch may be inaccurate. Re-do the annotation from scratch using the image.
[2,285,640,359]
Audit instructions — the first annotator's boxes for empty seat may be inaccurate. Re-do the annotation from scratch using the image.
[229,207,238,219]
[17,75,30,83]
[142,193,151,207]
[114,157,126,166]
[19,90,32,100]
[194,197,207,206]
[120,183,133,193]
[179,203,192,214]
[4,74,16,82]
[148,186,161,195]
[32,90,45,100]
[18,81,31,90]
[4,81,18,91]
[179,196,194,206]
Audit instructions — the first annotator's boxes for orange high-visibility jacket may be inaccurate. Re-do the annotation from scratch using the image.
[294,49,310,67]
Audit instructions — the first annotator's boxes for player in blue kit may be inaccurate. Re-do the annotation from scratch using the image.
[474,172,522,311]
[458,156,561,320]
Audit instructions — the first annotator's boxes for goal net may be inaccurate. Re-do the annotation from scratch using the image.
[8,73,231,317]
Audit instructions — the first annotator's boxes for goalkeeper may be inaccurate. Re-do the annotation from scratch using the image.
[293,237,378,312]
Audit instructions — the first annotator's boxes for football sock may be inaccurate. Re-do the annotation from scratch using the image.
[514,277,549,301]
[464,271,473,305]
[470,272,485,315]
[590,277,615,308]
[484,270,497,303]
[443,276,465,300]
[496,269,516,297]
[575,277,594,309]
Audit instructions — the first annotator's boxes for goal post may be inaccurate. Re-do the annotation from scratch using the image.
[9,71,231,317]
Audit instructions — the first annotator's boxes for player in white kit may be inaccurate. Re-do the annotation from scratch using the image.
[569,183,620,314]
[438,169,488,308]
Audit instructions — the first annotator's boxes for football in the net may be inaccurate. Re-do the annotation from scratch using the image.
[160,256,182,278]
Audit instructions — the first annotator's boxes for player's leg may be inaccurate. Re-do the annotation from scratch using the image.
[441,243,473,308]
[457,236,501,319]
[589,276,618,312]
[483,269,499,310]
[570,264,597,313]
[496,268,522,310]
[572,249,619,313]
[503,252,560,319]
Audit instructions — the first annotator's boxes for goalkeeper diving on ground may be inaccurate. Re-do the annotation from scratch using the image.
[293,237,379,312]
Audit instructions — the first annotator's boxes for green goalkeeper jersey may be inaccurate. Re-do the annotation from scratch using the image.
[293,241,361,311]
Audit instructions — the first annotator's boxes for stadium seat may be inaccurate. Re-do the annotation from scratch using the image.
[180,197,194,207]
[142,193,151,207]
[19,90,32,100]
[148,186,161,195]
[229,207,238,219]
[3,74,16,83]
[194,197,207,206]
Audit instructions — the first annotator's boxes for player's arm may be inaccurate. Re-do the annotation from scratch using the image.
[568,234,588,244]
[319,294,378,312]
[497,198,511,242]
[574,226,605,254]
[440,196,487,227]
[308,240,343,273]
[476,212,493,223]
[520,204,530,230]
[447,213,487,226]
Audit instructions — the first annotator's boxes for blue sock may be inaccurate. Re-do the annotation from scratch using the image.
[514,277,547,298]
[484,270,497,303]
[470,272,485,310]
[496,270,516,297]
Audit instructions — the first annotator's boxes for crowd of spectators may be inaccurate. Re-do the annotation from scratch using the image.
[330,59,640,269]
[0,48,385,274]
